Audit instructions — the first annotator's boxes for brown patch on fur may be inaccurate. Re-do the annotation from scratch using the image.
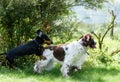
[44,39,53,45]
[53,46,65,61]
[39,55,47,60]
[44,45,65,61]
[80,34,96,48]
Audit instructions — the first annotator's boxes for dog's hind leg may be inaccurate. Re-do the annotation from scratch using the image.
[1,60,8,67]
[45,58,54,71]
[0,53,10,67]
[6,56,16,69]
[60,64,70,78]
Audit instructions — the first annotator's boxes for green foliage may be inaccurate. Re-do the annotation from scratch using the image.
[0,0,72,50]
[88,38,120,67]
[14,55,38,68]
[0,0,112,71]
[0,0,78,65]
[0,0,106,50]
[98,51,113,65]
[50,16,79,44]
[0,0,38,49]
[36,0,71,22]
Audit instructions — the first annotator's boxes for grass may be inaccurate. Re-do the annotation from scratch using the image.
[0,64,120,82]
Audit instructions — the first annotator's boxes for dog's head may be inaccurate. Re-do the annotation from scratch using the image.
[36,30,53,45]
[80,34,96,48]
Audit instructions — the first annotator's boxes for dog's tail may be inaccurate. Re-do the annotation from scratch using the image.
[0,52,7,55]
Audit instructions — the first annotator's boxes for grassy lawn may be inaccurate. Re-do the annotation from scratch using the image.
[0,64,120,82]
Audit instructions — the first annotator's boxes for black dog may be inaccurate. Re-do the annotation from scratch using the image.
[0,30,53,68]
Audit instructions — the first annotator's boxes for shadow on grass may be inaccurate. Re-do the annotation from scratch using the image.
[0,65,120,81]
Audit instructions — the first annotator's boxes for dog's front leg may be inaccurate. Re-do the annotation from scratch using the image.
[60,64,70,78]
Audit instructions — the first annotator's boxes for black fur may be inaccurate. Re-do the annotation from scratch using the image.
[0,30,53,68]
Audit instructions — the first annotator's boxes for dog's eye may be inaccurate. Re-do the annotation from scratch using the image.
[82,38,86,41]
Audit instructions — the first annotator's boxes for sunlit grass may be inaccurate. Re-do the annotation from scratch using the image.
[0,63,120,82]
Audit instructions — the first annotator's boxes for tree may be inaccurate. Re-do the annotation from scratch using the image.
[0,0,106,50]
[0,0,39,49]
[91,10,116,50]
[103,0,120,37]
[0,0,70,49]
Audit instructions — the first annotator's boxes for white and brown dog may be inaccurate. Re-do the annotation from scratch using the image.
[34,34,96,77]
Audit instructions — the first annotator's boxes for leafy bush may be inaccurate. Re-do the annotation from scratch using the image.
[98,51,113,65]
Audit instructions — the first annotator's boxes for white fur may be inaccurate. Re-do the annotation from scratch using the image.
[34,49,54,73]
[34,39,89,77]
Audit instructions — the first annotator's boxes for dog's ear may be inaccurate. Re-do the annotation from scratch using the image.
[37,30,43,37]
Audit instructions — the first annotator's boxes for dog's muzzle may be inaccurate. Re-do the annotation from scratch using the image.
[44,39,53,45]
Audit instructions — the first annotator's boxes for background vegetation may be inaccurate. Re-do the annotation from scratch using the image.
[0,0,120,82]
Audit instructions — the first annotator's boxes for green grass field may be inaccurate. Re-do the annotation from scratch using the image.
[0,63,120,82]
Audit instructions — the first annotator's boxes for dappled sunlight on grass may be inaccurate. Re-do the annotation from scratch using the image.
[0,64,120,82]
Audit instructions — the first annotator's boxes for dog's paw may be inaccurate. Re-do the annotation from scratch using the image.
[63,73,70,78]
[34,69,43,74]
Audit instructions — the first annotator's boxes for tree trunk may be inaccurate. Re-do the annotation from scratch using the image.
[110,25,114,37]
